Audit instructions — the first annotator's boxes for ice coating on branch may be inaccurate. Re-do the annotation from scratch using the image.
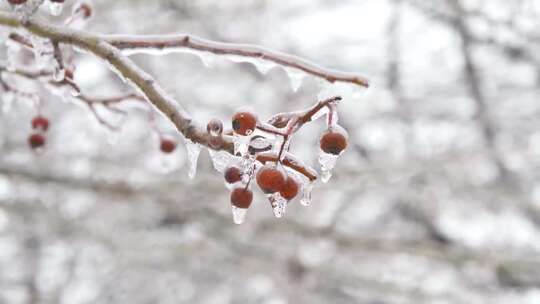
[48,0,64,16]
[311,104,329,122]
[233,134,251,156]
[268,192,287,218]
[239,157,255,184]
[186,140,201,179]
[30,34,53,69]
[231,206,248,224]
[208,150,236,173]
[318,151,339,183]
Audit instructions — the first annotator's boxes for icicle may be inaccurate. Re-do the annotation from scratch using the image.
[268,192,287,218]
[300,181,314,207]
[53,66,66,82]
[48,0,64,16]
[186,140,201,179]
[254,61,274,75]
[198,52,216,68]
[285,68,305,92]
[318,151,339,183]
[231,206,248,224]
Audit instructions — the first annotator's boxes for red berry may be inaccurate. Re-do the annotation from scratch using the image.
[28,133,45,149]
[256,166,286,194]
[8,0,27,5]
[320,129,348,155]
[78,3,93,18]
[160,138,176,153]
[224,166,242,184]
[232,111,257,136]
[31,116,49,132]
[280,176,299,201]
[230,188,253,209]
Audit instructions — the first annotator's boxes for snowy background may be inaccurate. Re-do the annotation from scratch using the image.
[1,0,540,303]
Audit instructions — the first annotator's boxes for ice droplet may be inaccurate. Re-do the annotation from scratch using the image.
[268,192,287,218]
[198,51,216,68]
[300,181,314,207]
[231,206,248,224]
[318,151,339,183]
[53,66,66,82]
[48,0,64,16]
[186,140,201,179]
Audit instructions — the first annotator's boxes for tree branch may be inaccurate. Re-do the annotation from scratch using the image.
[104,34,370,88]
[0,11,234,153]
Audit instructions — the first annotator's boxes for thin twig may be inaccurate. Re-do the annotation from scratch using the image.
[104,34,370,88]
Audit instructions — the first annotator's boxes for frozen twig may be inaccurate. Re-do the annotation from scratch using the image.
[104,34,370,88]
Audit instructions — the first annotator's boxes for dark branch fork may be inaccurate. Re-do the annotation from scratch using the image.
[0,11,367,181]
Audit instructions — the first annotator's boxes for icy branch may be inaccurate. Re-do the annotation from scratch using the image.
[0,11,235,153]
[104,34,370,88]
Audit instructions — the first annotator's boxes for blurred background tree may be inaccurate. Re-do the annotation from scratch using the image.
[0,0,540,303]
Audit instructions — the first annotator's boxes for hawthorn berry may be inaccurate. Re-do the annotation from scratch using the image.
[160,138,176,153]
[31,116,49,132]
[28,133,45,149]
[280,176,299,201]
[320,129,348,155]
[230,187,253,209]
[224,166,242,184]
[232,111,257,136]
[78,3,93,18]
[256,165,286,194]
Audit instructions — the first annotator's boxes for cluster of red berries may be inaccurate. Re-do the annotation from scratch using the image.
[220,108,347,222]
[28,115,49,150]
